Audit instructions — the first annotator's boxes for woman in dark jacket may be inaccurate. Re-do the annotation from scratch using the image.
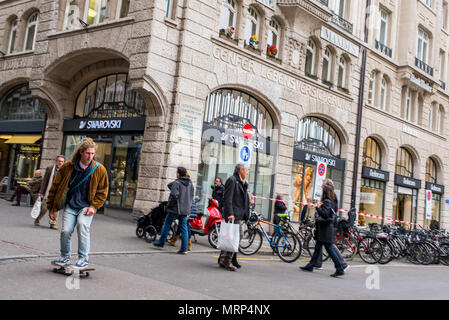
[300,180,345,277]
[273,194,287,225]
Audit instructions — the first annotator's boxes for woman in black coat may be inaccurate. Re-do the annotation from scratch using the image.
[300,180,345,277]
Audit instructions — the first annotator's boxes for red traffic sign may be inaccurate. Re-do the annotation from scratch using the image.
[242,123,255,140]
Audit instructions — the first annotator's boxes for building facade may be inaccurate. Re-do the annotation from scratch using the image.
[0,0,447,229]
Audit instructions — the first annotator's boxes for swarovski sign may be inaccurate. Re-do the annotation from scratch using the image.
[79,120,122,130]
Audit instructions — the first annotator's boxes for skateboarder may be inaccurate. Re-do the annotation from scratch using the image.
[47,138,108,269]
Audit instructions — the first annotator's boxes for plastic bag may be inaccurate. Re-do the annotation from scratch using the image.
[30,196,42,219]
[217,222,240,252]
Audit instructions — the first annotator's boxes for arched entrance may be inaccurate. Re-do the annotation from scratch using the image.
[291,116,346,222]
[0,83,46,192]
[61,73,146,209]
[196,88,278,219]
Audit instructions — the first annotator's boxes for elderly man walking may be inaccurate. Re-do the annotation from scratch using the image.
[218,163,250,271]
[34,155,65,229]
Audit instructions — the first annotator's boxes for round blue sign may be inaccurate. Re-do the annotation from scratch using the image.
[240,145,251,163]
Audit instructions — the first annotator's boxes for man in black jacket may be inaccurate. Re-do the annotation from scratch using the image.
[211,177,224,213]
[154,167,194,254]
[218,163,250,271]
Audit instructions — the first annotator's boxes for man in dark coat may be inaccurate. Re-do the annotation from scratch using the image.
[211,177,225,212]
[218,163,250,271]
[153,167,194,254]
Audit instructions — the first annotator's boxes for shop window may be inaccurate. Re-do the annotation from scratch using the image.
[359,178,386,227]
[7,18,18,54]
[24,12,39,51]
[425,157,441,226]
[395,147,413,177]
[74,73,146,118]
[305,39,316,77]
[84,0,107,25]
[219,0,237,33]
[362,137,381,169]
[295,117,341,157]
[0,84,45,121]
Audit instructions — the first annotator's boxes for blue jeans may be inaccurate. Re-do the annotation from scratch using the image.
[157,213,189,251]
[307,241,344,274]
[60,206,94,260]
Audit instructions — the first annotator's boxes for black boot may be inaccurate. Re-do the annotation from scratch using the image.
[231,253,241,269]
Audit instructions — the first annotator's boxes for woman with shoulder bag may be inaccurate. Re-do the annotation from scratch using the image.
[300,180,345,277]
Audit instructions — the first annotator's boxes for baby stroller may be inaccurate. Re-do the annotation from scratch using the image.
[136,201,169,243]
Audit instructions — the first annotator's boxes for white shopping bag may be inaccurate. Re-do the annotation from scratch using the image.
[217,222,240,252]
[30,196,42,219]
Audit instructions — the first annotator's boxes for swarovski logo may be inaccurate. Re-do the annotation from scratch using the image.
[79,121,87,129]
[79,120,122,130]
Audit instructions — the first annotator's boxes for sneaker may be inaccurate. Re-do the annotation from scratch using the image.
[343,264,350,272]
[52,256,70,267]
[177,250,188,255]
[152,242,164,250]
[314,265,323,270]
[73,258,89,269]
[300,266,313,272]
[330,272,344,278]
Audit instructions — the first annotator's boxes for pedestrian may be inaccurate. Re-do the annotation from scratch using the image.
[300,179,345,277]
[8,170,43,206]
[218,163,250,271]
[273,194,287,225]
[211,177,225,212]
[34,155,65,229]
[153,167,194,254]
[167,171,197,251]
[47,137,109,269]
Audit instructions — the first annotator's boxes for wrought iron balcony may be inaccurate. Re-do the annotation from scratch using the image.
[330,14,353,34]
[415,57,434,77]
[375,40,392,58]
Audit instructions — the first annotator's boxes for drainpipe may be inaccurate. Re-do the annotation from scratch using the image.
[350,0,371,209]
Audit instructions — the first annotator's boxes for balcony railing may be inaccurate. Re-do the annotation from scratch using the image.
[415,57,434,76]
[330,14,353,34]
[375,40,393,58]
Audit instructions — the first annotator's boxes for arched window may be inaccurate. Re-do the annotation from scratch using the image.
[322,47,332,82]
[0,84,46,121]
[244,7,259,46]
[7,18,18,54]
[295,117,341,157]
[219,0,237,31]
[84,0,107,25]
[426,157,437,183]
[380,77,387,110]
[337,56,347,88]
[305,39,316,76]
[204,89,273,138]
[74,74,146,118]
[395,147,414,177]
[24,12,39,51]
[367,71,376,105]
[267,18,280,58]
[362,137,382,169]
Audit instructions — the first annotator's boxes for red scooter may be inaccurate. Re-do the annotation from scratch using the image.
[190,198,224,248]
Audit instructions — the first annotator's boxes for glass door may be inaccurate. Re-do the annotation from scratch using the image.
[393,186,417,229]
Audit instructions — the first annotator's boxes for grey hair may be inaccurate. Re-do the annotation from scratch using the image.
[56,154,65,160]
[234,163,248,174]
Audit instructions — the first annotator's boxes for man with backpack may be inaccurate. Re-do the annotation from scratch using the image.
[47,138,108,269]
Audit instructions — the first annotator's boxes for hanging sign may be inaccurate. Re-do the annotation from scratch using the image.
[313,161,327,201]
[425,190,432,220]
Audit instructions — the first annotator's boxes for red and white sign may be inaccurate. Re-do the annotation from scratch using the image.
[425,190,432,220]
[313,161,328,201]
[242,123,255,140]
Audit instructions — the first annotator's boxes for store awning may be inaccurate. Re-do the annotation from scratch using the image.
[4,135,42,144]
[0,135,13,140]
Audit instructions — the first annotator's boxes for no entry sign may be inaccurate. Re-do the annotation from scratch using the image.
[242,123,255,140]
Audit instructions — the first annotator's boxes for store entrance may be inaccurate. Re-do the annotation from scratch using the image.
[393,186,417,229]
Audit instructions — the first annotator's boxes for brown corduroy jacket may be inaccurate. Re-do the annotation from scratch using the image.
[46,160,109,213]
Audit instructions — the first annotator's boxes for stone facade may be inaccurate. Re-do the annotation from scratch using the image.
[0,0,447,228]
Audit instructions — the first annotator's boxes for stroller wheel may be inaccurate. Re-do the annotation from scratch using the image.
[136,226,144,238]
[144,225,158,243]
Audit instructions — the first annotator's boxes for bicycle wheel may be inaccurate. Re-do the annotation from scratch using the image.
[378,239,394,264]
[417,242,437,265]
[336,235,357,260]
[439,243,449,266]
[406,243,422,265]
[239,228,263,256]
[275,231,302,263]
[358,236,383,264]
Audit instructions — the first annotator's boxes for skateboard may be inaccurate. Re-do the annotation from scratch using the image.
[52,264,95,278]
